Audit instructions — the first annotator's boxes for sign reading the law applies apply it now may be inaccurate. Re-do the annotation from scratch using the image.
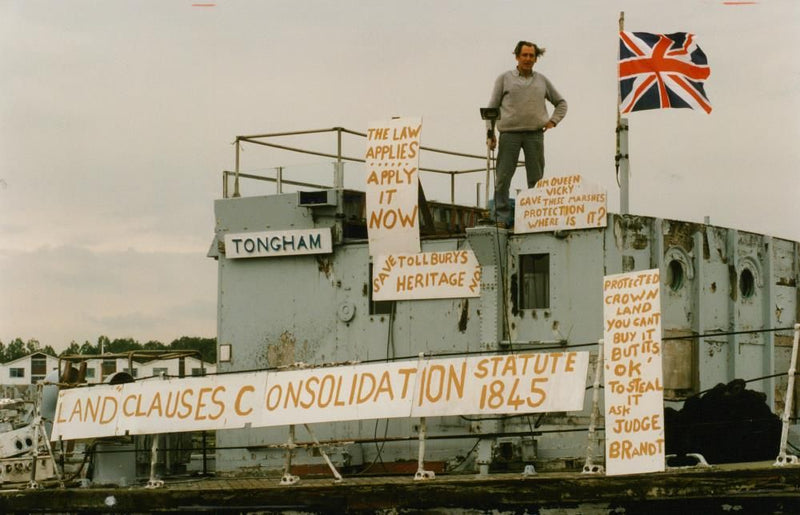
[51,351,589,440]
[514,174,607,233]
[603,269,664,476]
[365,117,422,257]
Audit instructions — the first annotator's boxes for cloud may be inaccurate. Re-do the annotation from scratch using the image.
[0,245,216,350]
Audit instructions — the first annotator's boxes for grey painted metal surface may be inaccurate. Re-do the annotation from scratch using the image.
[210,190,799,474]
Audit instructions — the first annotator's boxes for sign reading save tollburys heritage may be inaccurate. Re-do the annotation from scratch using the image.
[372,250,481,301]
[602,269,664,476]
[51,351,589,440]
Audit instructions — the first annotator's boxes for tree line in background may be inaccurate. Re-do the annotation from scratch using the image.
[0,336,216,364]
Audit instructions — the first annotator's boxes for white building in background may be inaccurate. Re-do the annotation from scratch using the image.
[78,355,215,382]
[0,353,216,386]
[0,352,60,385]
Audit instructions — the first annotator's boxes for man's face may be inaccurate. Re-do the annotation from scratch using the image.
[516,45,537,73]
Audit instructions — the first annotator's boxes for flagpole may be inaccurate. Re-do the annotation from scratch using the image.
[616,11,630,215]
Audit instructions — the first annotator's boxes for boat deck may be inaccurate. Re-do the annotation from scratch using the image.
[2,461,800,513]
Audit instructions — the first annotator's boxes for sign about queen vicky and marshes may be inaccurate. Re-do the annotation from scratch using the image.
[514,174,607,233]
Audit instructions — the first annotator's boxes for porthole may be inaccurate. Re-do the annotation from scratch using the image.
[663,246,693,292]
[666,260,684,291]
[740,268,755,298]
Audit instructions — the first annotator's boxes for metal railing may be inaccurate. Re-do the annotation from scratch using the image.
[224,127,490,206]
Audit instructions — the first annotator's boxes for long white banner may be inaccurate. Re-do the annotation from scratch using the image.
[51,351,589,440]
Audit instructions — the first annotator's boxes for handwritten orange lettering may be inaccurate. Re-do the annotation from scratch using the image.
[194,387,213,420]
[235,385,255,416]
[209,386,225,420]
[178,389,194,419]
[100,396,117,425]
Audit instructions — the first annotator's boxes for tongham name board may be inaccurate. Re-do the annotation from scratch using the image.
[603,269,664,476]
[365,117,422,256]
[225,228,332,258]
[372,250,481,301]
[514,174,607,233]
[51,351,589,441]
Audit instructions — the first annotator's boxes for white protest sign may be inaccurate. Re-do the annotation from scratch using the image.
[365,117,422,256]
[52,351,590,440]
[602,269,664,476]
[372,250,481,301]
[514,174,607,233]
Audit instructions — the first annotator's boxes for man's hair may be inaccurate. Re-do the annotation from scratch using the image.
[513,41,546,58]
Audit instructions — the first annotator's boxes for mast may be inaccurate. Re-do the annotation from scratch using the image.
[617,11,630,215]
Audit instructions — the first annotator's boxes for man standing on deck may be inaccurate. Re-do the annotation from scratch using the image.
[486,41,567,227]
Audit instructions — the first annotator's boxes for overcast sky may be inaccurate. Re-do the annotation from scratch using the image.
[1,0,798,352]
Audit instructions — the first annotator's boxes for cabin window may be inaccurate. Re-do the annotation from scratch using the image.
[101,359,117,378]
[666,260,685,291]
[153,367,168,377]
[219,344,232,363]
[31,357,47,376]
[123,367,138,378]
[191,368,205,377]
[10,368,24,378]
[519,254,550,309]
[740,268,756,298]
[368,264,394,316]
[85,368,96,379]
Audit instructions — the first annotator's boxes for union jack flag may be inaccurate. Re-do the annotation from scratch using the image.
[619,31,712,114]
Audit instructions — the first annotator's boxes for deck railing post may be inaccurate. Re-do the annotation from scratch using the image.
[583,339,605,474]
[414,416,435,480]
[280,425,300,485]
[304,423,342,483]
[145,435,164,488]
[335,127,344,189]
[233,139,241,198]
[775,324,800,466]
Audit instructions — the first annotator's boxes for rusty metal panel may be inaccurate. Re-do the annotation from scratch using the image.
[214,194,483,471]
[772,239,798,327]
[507,228,605,345]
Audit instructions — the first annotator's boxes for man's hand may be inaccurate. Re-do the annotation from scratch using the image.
[487,136,497,151]
[542,121,556,132]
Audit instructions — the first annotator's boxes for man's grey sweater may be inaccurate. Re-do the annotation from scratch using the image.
[487,69,567,132]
